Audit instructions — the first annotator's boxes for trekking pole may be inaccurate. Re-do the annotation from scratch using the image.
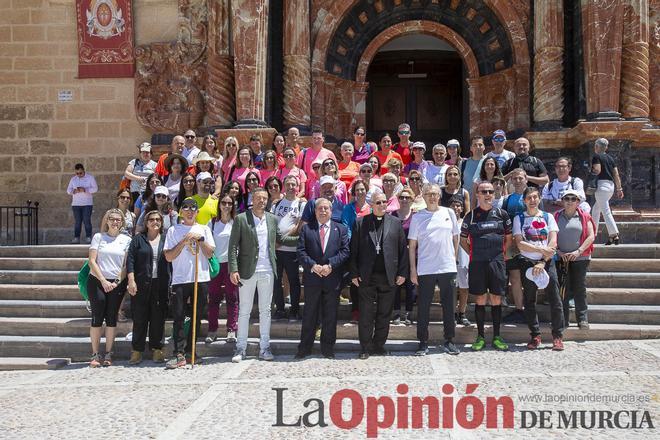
[191,238,200,368]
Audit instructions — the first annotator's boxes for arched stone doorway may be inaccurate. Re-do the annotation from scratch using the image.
[311,0,531,142]
[365,34,466,149]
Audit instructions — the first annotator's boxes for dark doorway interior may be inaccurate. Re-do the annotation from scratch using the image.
[366,49,464,152]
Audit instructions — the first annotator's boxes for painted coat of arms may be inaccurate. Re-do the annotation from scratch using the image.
[86,0,126,39]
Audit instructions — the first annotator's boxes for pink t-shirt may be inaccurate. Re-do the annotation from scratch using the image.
[227,166,254,190]
[310,179,349,204]
[259,168,278,183]
[296,147,337,177]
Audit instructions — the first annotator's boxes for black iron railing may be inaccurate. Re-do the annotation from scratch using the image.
[0,201,39,246]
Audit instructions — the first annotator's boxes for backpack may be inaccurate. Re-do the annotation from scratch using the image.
[548,177,575,194]
[516,211,550,238]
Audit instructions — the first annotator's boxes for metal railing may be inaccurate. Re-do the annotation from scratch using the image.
[0,201,39,246]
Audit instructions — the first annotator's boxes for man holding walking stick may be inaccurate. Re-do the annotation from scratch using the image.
[164,198,215,369]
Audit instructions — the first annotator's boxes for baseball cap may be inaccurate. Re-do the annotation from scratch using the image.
[412,141,426,151]
[492,129,506,140]
[139,142,152,152]
[154,185,169,196]
[447,139,460,147]
[562,189,583,200]
[180,197,198,209]
[319,175,336,186]
[359,162,373,170]
[196,171,213,182]
[525,267,550,289]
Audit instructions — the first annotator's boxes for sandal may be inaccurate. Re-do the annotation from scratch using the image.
[103,352,113,367]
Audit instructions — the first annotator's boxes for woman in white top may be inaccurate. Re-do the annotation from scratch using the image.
[124,142,157,204]
[512,186,564,351]
[206,194,238,343]
[163,153,188,204]
[87,208,132,367]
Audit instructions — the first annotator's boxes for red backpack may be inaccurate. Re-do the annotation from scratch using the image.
[554,208,596,256]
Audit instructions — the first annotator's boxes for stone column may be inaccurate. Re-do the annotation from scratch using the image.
[619,0,650,120]
[231,0,269,127]
[533,0,564,128]
[207,0,236,127]
[282,0,311,130]
[581,0,625,120]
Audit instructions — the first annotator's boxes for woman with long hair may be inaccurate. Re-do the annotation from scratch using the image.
[226,145,254,189]
[134,173,162,219]
[391,186,416,326]
[221,136,239,179]
[407,169,426,212]
[221,179,245,213]
[136,186,178,234]
[242,170,261,210]
[174,173,197,211]
[116,188,136,237]
[260,150,279,183]
[441,165,470,214]
[87,208,131,367]
[272,133,286,168]
[163,154,188,204]
[276,146,307,198]
[206,194,239,343]
[264,176,284,211]
[351,126,374,164]
[472,157,503,206]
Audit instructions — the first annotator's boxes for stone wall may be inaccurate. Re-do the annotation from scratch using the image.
[0,0,176,243]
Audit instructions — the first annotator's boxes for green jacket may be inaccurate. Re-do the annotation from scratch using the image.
[228,210,298,279]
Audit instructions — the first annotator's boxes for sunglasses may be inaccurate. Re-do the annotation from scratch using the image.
[185,135,196,139]
[147,217,162,223]
[408,177,421,182]
[227,143,237,147]
[118,195,131,200]
[562,196,579,202]
[75,172,85,176]
[108,218,123,223]
[155,194,168,198]
[284,154,295,158]
[220,201,234,207]
[265,156,276,160]
[382,179,396,184]
[398,130,410,135]
[398,196,412,201]
[183,179,195,184]
[479,190,495,194]
[493,137,505,142]
[181,206,198,211]
[355,132,365,136]
[201,180,213,184]
[312,165,321,170]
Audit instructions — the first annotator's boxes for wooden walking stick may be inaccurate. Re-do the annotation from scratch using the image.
[191,238,199,368]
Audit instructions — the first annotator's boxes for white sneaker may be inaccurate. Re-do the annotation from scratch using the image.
[205,331,217,344]
[226,330,236,343]
[259,347,274,361]
[231,349,245,363]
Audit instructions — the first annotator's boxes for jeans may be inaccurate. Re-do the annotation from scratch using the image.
[130,280,167,352]
[591,179,618,236]
[274,251,301,314]
[520,259,564,338]
[236,272,274,351]
[72,205,93,239]
[417,273,456,343]
[171,282,208,355]
[556,259,590,324]
[207,263,239,333]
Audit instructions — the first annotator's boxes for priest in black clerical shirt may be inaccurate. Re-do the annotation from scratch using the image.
[349,192,409,359]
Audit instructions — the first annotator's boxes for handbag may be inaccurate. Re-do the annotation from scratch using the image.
[208,254,220,279]
[585,172,599,196]
[77,261,90,301]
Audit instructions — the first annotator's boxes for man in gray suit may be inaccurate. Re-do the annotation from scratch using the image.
[228,187,298,362]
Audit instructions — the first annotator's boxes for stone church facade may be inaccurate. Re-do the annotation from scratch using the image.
[0,0,659,242]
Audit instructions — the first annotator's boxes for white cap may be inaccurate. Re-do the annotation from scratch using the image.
[196,171,213,181]
[525,267,550,289]
[561,189,583,201]
[154,185,169,196]
[412,141,426,151]
[319,175,336,187]
[139,142,152,152]
[447,139,460,147]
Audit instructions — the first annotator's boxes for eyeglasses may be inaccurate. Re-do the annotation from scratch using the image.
[108,218,123,223]
[424,192,440,197]
[227,143,237,147]
[382,179,396,184]
[181,206,198,211]
[118,195,131,200]
[398,130,410,135]
[447,145,458,149]
[283,154,295,158]
[268,184,280,190]
[562,196,579,202]
[398,196,412,201]
[185,135,196,139]
[479,190,495,194]
[220,201,234,207]
[155,194,168,199]
[265,156,275,160]
[555,164,569,169]
[183,179,195,184]
[147,218,162,223]
[408,177,421,182]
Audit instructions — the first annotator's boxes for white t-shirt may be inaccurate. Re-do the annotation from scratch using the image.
[165,175,181,203]
[408,207,460,275]
[150,239,159,278]
[128,159,157,193]
[272,198,306,252]
[422,163,449,186]
[512,211,559,260]
[487,149,515,169]
[89,233,131,280]
[253,214,272,273]
[164,223,215,285]
[210,219,233,263]
[541,177,591,212]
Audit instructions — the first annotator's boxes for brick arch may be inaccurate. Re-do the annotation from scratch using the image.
[311,0,530,78]
[355,21,480,83]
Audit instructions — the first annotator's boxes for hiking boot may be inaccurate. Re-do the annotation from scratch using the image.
[552,337,564,351]
[71,237,81,244]
[185,354,203,365]
[444,341,460,355]
[152,349,165,363]
[492,336,509,351]
[259,347,275,361]
[578,320,590,330]
[527,335,542,350]
[458,313,471,326]
[288,310,301,322]
[226,330,237,343]
[205,331,217,344]
[166,353,186,369]
[414,343,429,356]
[231,349,246,363]
[403,312,412,326]
[471,336,486,351]
[89,353,101,368]
[103,352,113,367]
[129,351,142,365]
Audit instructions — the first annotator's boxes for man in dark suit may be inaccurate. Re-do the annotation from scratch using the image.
[296,198,350,359]
[349,192,408,359]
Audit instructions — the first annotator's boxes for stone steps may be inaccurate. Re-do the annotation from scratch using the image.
[588,259,660,272]
[591,244,660,259]
[0,357,70,371]
[596,222,660,244]
[0,245,88,258]
[0,258,87,271]
[1,325,659,362]
[0,270,78,285]
[0,285,80,301]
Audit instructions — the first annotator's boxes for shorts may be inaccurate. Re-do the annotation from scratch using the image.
[468,260,507,295]
[506,257,520,271]
[457,267,469,289]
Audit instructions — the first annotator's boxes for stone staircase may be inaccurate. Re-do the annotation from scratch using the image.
[0,243,659,369]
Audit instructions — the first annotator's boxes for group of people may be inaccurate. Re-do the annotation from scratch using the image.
[74,124,624,368]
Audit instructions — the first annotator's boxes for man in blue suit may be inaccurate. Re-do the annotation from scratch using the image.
[295,198,350,359]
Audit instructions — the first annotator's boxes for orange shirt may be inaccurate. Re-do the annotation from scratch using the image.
[372,150,403,174]
[338,161,360,188]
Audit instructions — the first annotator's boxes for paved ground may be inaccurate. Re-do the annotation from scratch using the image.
[0,339,659,439]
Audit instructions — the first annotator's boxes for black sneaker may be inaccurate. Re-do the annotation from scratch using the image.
[444,341,460,355]
[578,320,590,330]
[273,309,288,321]
[458,313,471,326]
[288,310,301,322]
[503,309,525,324]
[414,343,429,356]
